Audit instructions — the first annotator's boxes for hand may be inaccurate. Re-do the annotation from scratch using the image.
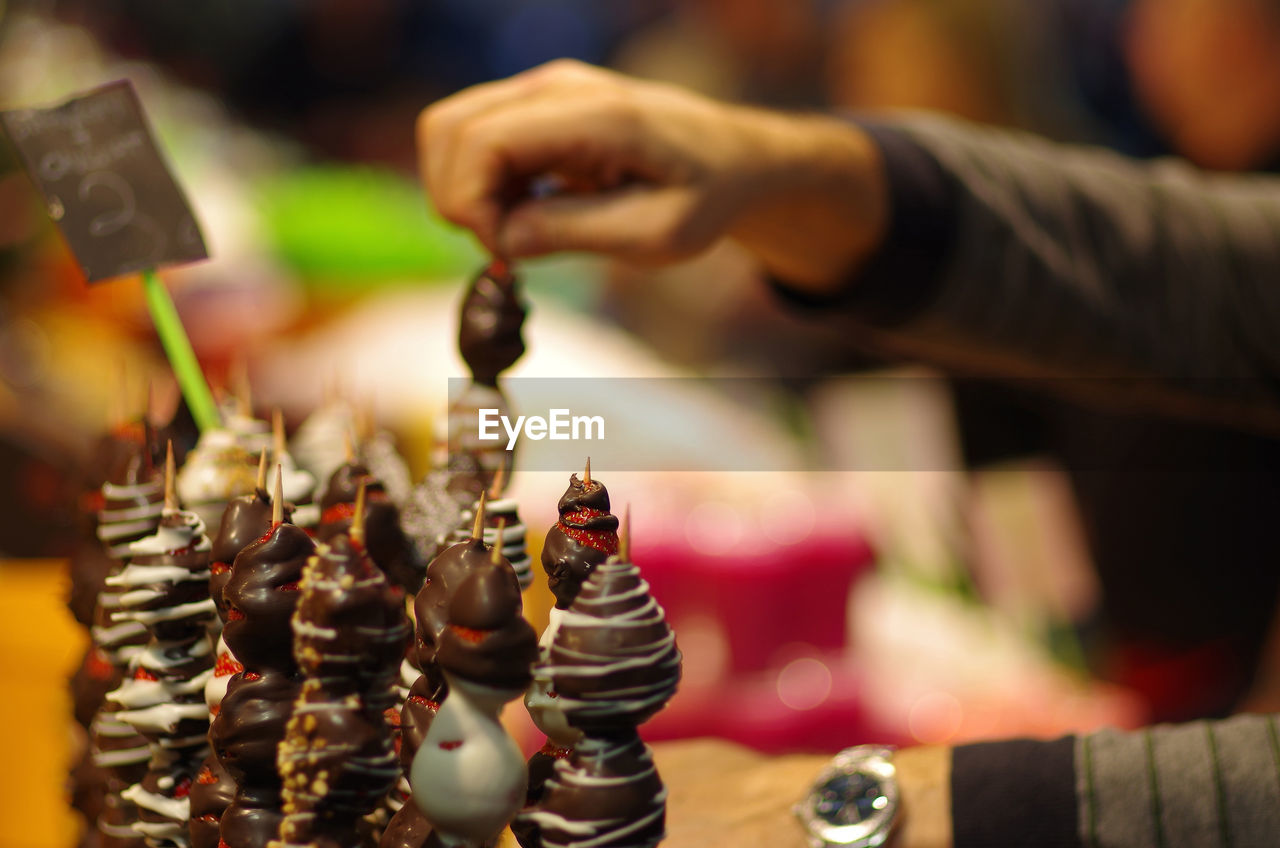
[418,60,889,293]
[651,738,952,848]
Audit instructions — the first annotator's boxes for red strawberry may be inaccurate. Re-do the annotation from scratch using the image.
[214,652,243,677]
[87,648,114,680]
[134,667,158,682]
[449,624,490,644]
[559,523,618,554]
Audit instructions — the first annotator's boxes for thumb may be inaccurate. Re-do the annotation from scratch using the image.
[496,185,720,263]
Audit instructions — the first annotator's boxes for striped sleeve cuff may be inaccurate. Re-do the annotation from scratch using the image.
[1078,714,1280,848]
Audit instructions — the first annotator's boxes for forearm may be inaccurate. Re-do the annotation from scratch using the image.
[725,108,889,293]
[788,114,1280,424]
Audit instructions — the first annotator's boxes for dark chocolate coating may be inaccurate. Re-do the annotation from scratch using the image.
[434,558,536,690]
[457,262,527,387]
[318,462,423,595]
[96,456,164,560]
[92,560,149,667]
[223,522,314,670]
[68,539,115,627]
[550,560,681,732]
[412,538,493,690]
[134,753,204,845]
[364,499,424,596]
[153,395,199,470]
[513,745,574,848]
[378,799,434,848]
[219,801,285,848]
[533,733,665,848]
[277,681,400,839]
[210,669,301,787]
[97,423,153,488]
[212,488,275,564]
[189,754,236,848]
[397,677,440,773]
[70,744,107,841]
[450,559,522,630]
[72,645,119,729]
[541,474,618,609]
[97,784,147,848]
[319,462,385,512]
[210,488,280,621]
[120,514,213,643]
[292,535,410,700]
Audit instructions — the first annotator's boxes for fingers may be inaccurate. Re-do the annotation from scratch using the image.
[426,95,653,251]
[419,60,691,253]
[496,184,720,262]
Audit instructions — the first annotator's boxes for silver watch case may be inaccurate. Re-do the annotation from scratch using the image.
[793,745,899,848]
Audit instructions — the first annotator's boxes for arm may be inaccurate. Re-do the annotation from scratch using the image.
[656,713,1280,848]
[818,116,1280,426]
[421,61,1280,421]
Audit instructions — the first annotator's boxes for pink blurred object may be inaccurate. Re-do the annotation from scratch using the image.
[635,528,874,676]
[622,513,877,754]
[643,652,905,755]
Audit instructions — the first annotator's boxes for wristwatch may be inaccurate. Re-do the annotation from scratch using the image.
[793,745,899,848]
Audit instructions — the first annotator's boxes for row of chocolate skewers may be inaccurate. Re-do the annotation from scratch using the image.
[65,261,682,848]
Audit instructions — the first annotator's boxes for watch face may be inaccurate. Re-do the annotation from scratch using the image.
[797,747,898,847]
[815,772,888,827]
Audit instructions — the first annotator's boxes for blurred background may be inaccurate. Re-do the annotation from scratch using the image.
[3,0,1280,845]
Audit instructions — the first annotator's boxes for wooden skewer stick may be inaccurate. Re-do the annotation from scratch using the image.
[583,457,591,488]
[491,518,506,564]
[356,400,374,442]
[272,465,284,526]
[472,489,488,543]
[164,441,177,512]
[488,463,508,499]
[143,378,156,427]
[351,480,368,546]
[231,358,252,418]
[272,408,287,461]
[257,449,269,491]
[343,428,356,464]
[619,504,631,561]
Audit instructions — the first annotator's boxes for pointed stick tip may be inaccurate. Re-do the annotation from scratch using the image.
[472,489,488,542]
[164,441,177,511]
[272,465,284,526]
[491,517,506,564]
[489,463,507,499]
[351,480,367,546]
[583,456,591,487]
[272,408,286,452]
[619,504,631,561]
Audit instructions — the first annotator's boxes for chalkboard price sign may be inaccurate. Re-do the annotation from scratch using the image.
[1,79,208,282]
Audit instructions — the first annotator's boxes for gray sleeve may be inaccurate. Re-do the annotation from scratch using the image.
[1077,713,1280,848]
[852,114,1280,425]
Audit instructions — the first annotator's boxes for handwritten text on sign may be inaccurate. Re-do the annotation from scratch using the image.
[0,80,207,282]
